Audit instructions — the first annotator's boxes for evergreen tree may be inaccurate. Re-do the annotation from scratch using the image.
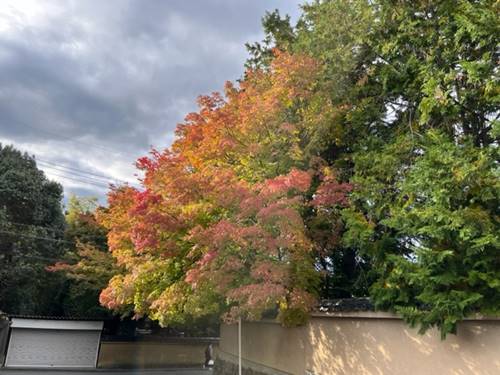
[0,144,66,315]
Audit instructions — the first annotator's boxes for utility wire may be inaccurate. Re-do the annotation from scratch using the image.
[1,221,107,240]
[37,161,141,188]
[37,157,138,185]
[44,171,111,189]
[0,229,108,262]
[41,165,118,186]
[0,140,139,188]
[42,167,141,190]
[0,229,74,244]
[37,159,124,184]
[6,254,66,263]
[2,221,64,234]
[2,143,141,188]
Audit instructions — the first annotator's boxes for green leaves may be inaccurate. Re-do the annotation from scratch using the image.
[0,144,66,315]
[354,131,499,337]
[313,0,500,337]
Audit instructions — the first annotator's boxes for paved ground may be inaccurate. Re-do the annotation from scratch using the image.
[0,368,211,375]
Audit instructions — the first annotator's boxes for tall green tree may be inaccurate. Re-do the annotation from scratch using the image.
[245,9,296,70]
[0,144,66,315]
[248,0,499,336]
[330,0,499,336]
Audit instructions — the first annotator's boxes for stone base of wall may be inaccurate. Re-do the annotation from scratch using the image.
[214,350,290,375]
[214,357,263,375]
[98,340,215,368]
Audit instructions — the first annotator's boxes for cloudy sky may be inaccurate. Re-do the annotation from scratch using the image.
[0,0,302,204]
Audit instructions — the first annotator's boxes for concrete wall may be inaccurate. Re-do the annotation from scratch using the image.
[216,313,500,375]
[98,338,217,368]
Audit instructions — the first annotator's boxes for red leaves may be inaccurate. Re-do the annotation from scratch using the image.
[251,261,288,284]
[226,283,287,316]
[100,159,321,322]
[130,190,161,215]
[312,175,353,208]
[99,275,131,310]
[99,284,119,310]
[130,223,159,253]
[261,168,312,196]
[96,52,351,326]
[46,261,71,273]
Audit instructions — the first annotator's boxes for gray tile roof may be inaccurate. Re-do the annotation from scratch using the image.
[7,314,109,321]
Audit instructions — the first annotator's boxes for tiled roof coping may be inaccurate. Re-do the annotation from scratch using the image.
[7,314,110,321]
[316,297,374,313]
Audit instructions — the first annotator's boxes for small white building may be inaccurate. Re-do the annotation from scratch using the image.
[4,316,103,368]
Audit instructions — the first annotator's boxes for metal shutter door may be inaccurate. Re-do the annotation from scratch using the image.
[5,328,100,368]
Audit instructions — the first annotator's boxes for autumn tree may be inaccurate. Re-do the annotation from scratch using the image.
[97,49,355,326]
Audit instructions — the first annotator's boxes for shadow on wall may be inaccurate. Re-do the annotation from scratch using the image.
[306,317,500,375]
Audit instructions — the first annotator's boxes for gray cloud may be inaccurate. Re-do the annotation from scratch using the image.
[0,0,302,203]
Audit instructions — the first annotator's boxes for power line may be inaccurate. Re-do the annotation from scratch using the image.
[1,142,144,198]
[0,138,141,186]
[37,161,141,189]
[0,228,106,266]
[43,171,111,189]
[36,159,124,183]
[47,173,110,189]
[1,143,141,188]
[0,228,109,249]
[2,221,64,234]
[42,166,142,190]
[2,221,108,241]
[0,229,74,244]
[40,164,118,186]
[9,254,66,263]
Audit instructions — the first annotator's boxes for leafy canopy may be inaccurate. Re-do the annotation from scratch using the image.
[97,0,499,337]
[0,144,65,315]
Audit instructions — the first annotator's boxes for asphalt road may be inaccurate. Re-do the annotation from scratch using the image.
[0,368,211,375]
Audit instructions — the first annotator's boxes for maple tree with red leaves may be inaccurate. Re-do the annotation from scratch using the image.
[97,52,352,326]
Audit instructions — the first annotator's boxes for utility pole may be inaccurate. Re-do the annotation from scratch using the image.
[238,316,242,375]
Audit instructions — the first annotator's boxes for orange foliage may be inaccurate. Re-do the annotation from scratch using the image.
[97,52,351,326]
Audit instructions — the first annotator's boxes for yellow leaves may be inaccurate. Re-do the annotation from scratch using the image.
[356,73,369,87]
[180,201,214,220]
[290,143,304,161]
[98,52,331,325]
[433,84,447,105]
